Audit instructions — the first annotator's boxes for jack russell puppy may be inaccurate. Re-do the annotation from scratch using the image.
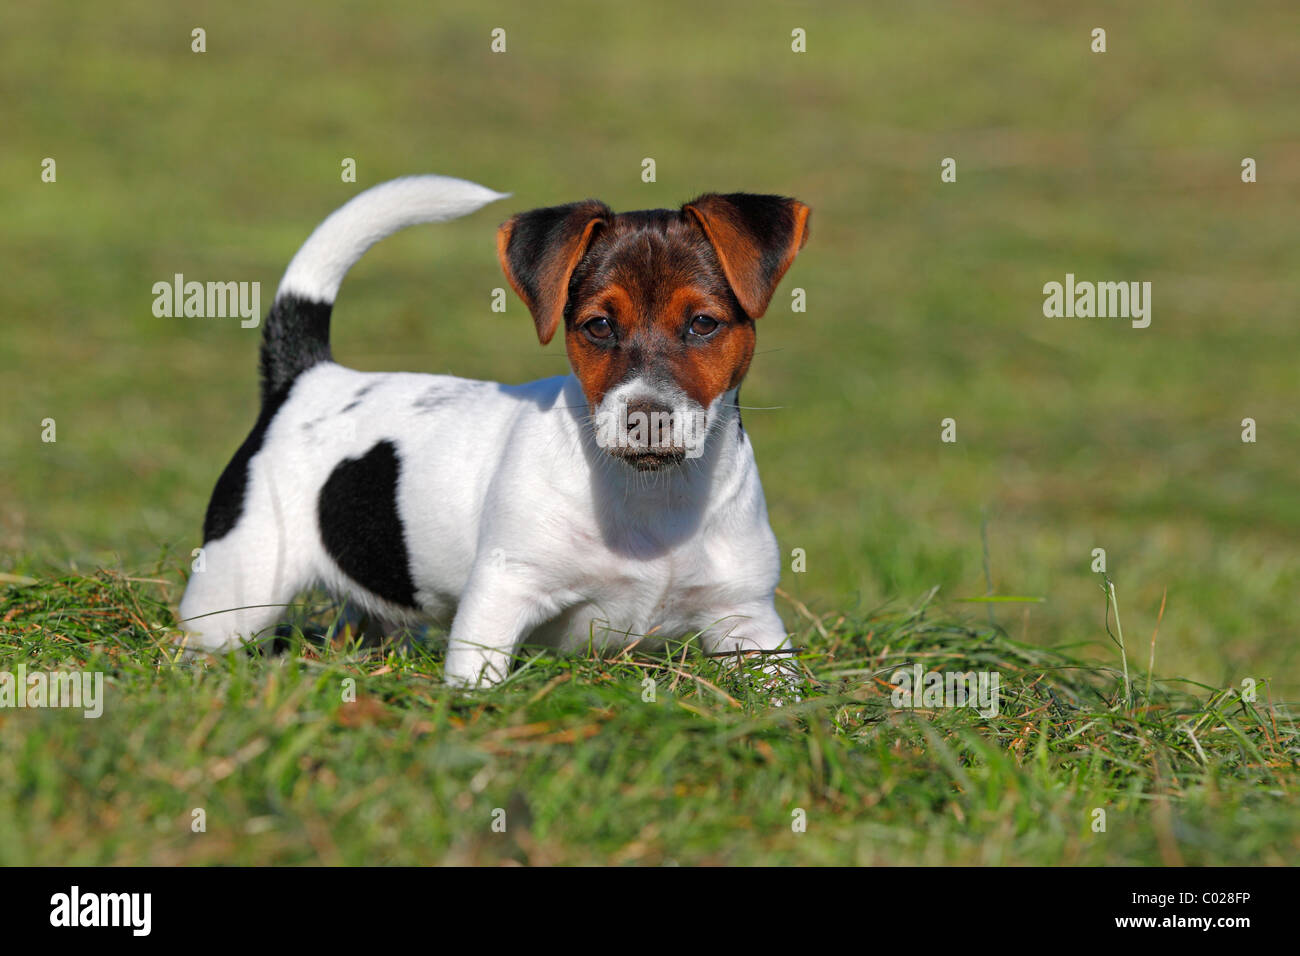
[177,175,810,689]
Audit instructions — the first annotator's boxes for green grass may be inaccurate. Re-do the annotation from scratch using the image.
[2,0,1298,863]
[1,570,1293,865]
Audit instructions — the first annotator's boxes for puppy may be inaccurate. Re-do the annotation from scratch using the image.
[177,175,810,688]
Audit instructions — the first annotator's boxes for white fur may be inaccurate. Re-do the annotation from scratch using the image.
[279,175,509,302]
[177,176,791,688]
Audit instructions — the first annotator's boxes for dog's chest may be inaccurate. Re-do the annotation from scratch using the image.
[533,524,751,651]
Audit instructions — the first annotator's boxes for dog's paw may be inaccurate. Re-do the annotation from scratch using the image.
[724,653,804,704]
[758,667,804,706]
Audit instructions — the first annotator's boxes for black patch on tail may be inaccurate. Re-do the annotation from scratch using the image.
[202,295,333,543]
[259,294,333,402]
[317,440,418,608]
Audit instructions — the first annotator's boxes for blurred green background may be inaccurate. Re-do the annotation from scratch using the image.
[2,0,1297,696]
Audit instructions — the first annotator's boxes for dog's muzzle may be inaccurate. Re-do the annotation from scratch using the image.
[594,398,701,471]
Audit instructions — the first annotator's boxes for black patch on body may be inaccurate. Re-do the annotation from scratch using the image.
[317,440,417,608]
[202,387,290,542]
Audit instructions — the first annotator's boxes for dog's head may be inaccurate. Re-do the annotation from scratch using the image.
[497,193,809,471]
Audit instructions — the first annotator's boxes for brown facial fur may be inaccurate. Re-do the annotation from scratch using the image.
[497,194,809,417]
[562,212,754,410]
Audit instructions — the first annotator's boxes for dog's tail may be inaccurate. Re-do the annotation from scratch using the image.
[259,175,509,401]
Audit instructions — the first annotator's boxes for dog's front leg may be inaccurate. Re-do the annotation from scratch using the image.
[443,563,550,688]
[700,601,802,699]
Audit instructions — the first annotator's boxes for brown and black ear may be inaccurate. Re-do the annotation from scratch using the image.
[496,200,612,344]
[683,193,810,319]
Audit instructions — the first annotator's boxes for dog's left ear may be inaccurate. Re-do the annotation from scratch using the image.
[683,193,810,319]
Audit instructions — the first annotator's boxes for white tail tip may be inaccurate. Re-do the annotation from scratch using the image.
[277,174,509,303]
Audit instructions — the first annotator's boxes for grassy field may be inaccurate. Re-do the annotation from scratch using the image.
[2,1,1297,864]
[1,571,1293,865]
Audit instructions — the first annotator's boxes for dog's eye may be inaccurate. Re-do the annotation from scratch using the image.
[688,314,720,337]
[584,317,614,340]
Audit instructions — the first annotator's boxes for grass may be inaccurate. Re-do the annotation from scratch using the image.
[1,569,1293,865]
[2,0,1298,863]
[4,0,1300,700]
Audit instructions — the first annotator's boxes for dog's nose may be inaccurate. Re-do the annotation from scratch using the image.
[623,398,681,451]
[625,398,672,422]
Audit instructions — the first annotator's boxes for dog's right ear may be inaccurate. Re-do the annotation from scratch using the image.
[496,200,612,345]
